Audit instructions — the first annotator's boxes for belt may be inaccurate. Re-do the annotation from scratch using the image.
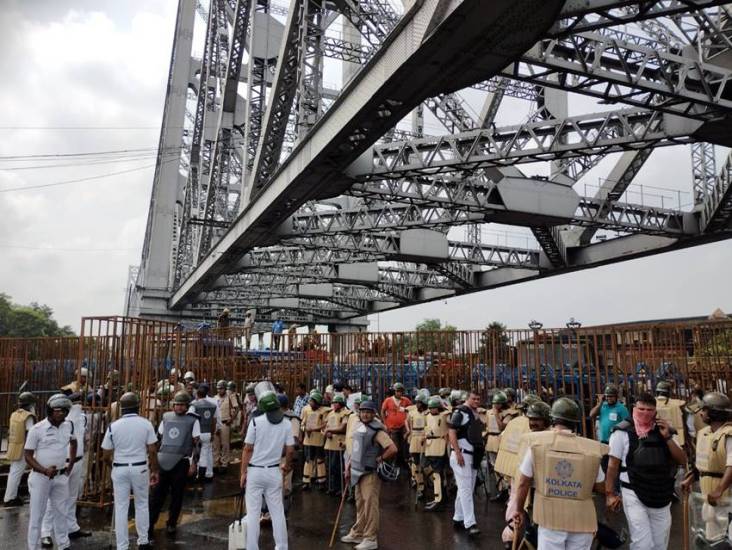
[459,448,474,455]
[113,461,147,467]
[249,463,280,469]
[488,432,501,436]
[700,471,724,478]
[35,467,67,477]
[426,436,442,439]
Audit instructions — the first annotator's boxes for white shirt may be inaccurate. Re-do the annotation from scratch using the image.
[519,432,605,484]
[244,414,295,467]
[102,413,158,463]
[25,418,77,469]
[204,395,222,430]
[68,404,87,457]
[607,430,631,483]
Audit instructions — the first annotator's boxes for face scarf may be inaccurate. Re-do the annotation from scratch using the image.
[633,408,656,437]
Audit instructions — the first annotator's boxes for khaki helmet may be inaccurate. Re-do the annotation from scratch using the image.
[18,391,36,407]
[173,391,191,405]
[216,380,227,389]
[427,396,443,409]
[551,397,580,425]
[655,381,672,396]
[492,391,508,405]
[702,392,731,413]
[518,394,540,410]
[526,401,552,422]
[119,392,140,410]
[604,384,619,397]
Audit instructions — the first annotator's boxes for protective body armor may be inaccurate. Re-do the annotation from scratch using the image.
[7,409,34,461]
[158,411,197,471]
[350,420,384,486]
[424,412,448,457]
[324,408,349,451]
[301,404,330,447]
[530,430,605,533]
[696,424,732,496]
[686,399,707,434]
[656,397,685,446]
[613,420,675,508]
[407,406,427,454]
[486,409,502,453]
[495,415,530,477]
[501,406,519,423]
[192,399,217,434]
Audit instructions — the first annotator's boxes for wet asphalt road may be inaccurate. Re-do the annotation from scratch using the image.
[1,467,686,549]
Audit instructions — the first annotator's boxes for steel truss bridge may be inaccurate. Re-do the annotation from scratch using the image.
[126,0,732,331]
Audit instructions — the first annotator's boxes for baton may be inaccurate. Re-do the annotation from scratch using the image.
[682,490,690,550]
[329,477,348,547]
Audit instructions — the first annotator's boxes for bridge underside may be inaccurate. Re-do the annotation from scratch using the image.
[128,0,732,329]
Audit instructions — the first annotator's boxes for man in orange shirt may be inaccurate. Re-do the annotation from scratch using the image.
[380,383,412,466]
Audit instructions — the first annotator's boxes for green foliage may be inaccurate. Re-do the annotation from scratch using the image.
[0,294,75,337]
[406,318,457,353]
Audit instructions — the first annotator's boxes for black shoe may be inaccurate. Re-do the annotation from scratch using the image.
[3,498,23,507]
[203,476,214,484]
[490,489,509,503]
[41,537,53,548]
[302,483,311,491]
[468,526,481,537]
[138,544,153,550]
[69,529,92,539]
[166,525,177,536]
[424,500,442,511]
[452,520,464,530]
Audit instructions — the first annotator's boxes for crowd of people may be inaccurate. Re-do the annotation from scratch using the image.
[4,369,732,550]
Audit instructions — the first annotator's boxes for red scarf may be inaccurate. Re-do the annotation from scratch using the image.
[633,408,655,437]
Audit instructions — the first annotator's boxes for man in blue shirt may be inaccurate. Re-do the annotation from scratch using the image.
[589,384,630,443]
[272,319,284,351]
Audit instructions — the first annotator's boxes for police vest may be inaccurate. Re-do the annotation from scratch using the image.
[407,407,427,454]
[656,397,685,446]
[495,416,530,478]
[486,409,502,453]
[613,421,675,508]
[302,405,330,447]
[192,399,217,434]
[7,409,34,461]
[324,409,348,451]
[424,412,448,457]
[158,411,197,471]
[531,430,604,533]
[350,420,384,486]
[696,424,732,496]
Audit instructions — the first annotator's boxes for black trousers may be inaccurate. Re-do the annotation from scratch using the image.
[149,458,189,530]
[325,449,344,494]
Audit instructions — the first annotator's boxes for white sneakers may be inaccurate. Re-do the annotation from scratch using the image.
[341,533,378,549]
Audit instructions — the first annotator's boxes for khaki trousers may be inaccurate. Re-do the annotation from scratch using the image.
[348,473,381,543]
[213,423,231,467]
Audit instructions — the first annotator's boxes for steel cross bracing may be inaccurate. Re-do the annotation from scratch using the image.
[131,0,732,326]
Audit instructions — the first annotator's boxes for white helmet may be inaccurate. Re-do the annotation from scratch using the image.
[169,368,178,377]
[79,367,89,377]
[184,371,195,381]
[325,384,334,394]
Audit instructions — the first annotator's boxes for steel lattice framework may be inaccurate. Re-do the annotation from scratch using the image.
[129,0,732,328]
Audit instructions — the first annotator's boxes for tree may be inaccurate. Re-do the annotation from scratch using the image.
[407,318,458,354]
[0,293,75,337]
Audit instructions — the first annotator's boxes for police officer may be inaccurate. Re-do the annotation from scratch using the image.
[502,388,520,423]
[149,391,201,539]
[486,391,509,501]
[41,392,90,546]
[405,394,428,498]
[513,397,606,550]
[606,391,686,550]
[341,400,397,550]
[240,390,295,550]
[214,380,234,472]
[61,367,88,394]
[300,390,329,489]
[423,396,449,511]
[101,392,159,550]
[589,384,630,443]
[448,390,485,536]
[156,368,185,396]
[24,394,77,550]
[323,394,349,496]
[279,394,301,499]
[3,391,36,507]
[655,380,687,447]
[682,391,732,543]
[191,385,218,481]
[495,394,539,480]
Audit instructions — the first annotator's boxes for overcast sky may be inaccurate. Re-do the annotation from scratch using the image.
[0,1,730,334]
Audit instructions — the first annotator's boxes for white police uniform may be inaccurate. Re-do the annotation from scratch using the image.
[244,414,295,550]
[449,408,478,530]
[101,412,158,550]
[203,395,221,478]
[24,418,77,550]
[41,403,86,541]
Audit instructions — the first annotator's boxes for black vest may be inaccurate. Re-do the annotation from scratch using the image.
[614,420,675,508]
[452,406,485,468]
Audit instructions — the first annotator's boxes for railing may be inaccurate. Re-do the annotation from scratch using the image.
[1,316,730,506]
